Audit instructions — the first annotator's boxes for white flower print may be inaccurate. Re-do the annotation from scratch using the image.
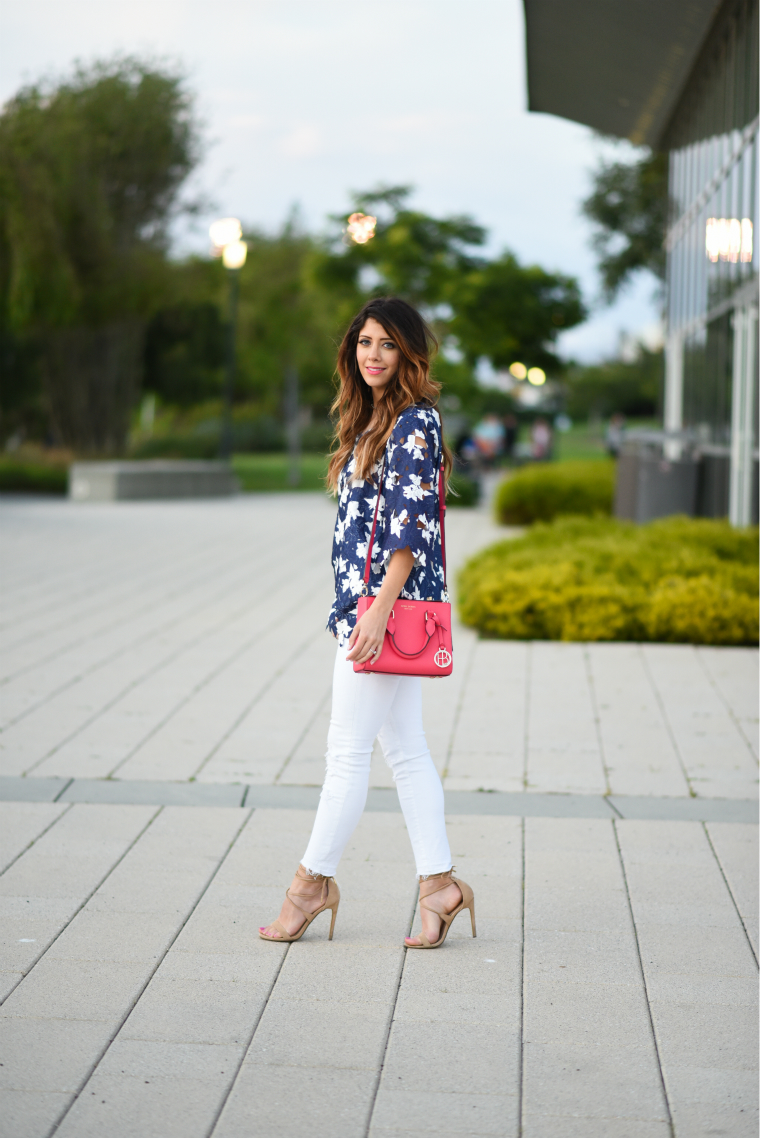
[390,508,410,538]
[345,565,364,595]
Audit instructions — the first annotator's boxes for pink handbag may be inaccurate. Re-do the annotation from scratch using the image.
[353,451,453,677]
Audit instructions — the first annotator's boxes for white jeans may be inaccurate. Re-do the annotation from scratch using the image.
[301,642,452,877]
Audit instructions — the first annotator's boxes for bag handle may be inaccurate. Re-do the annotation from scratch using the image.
[362,428,447,593]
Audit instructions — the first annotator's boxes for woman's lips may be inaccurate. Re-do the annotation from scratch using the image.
[366,367,384,375]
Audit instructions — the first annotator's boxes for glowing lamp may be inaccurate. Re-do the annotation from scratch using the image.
[705,217,753,263]
[527,367,546,386]
[222,240,248,270]
[509,362,527,380]
[210,218,242,249]
[347,212,377,244]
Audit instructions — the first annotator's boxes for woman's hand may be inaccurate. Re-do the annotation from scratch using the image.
[347,547,414,665]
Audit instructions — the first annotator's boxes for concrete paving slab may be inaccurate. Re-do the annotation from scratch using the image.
[527,644,607,795]
[370,1088,516,1135]
[0,777,69,803]
[522,819,668,1127]
[54,1071,235,1138]
[698,646,759,758]
[521,1114,671,1137]
[522,1042,669,1124]
[616,819,759,1134]
[642,644,758,800]
[609,795,759,822]
[445,639,527,793]
[214,1063,378,1138]
[59,779,246,807]
[587,643,689,798]
[706,822,759,959]
[0,1089,74,1138]
[0,801,68,872]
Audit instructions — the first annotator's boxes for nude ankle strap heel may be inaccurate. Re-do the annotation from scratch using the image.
[406,869,476,950]
[259,870,340,943]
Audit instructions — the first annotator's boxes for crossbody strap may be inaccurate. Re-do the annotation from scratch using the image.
[361,432,447,593]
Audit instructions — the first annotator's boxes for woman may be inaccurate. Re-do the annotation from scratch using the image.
[259,297,475,950]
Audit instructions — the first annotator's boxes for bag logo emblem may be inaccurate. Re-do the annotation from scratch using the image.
[434,649,452,668]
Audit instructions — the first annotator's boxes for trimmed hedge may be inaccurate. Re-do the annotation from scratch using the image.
[458,515,759,645]
[0,458,68,494]
[494,460,615,524]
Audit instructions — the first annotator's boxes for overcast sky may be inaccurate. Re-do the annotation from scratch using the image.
[2,0,662,362]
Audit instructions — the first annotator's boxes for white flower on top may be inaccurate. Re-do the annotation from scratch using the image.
[402,432,428,461]
[345,565,364,595]
[390,509,410,537]
[402,473,431,502]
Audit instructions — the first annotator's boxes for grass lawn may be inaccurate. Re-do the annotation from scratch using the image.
[553,419,659,463]
[232,452,329,492]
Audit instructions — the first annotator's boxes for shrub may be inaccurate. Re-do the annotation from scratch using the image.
[458,515,758,645]
[494,460,615,524]
[0,457,68,494]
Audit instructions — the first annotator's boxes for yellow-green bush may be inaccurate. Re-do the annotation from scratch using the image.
[458,515,758,645]
[494,460,615,524]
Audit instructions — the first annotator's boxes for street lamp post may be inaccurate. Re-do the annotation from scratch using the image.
[209,219,247,462]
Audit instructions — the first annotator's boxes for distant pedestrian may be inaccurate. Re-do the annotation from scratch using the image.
[503,413,518,457]
[531,416,552,460]
[473,413,505,466]
[259,297,475,950]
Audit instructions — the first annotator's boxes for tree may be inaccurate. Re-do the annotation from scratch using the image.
[565,345,662,420]
[0,58,200,451]
[582,150,668,301]
[450,254,586,372]
[316,186,585,381]
[315,186,486,313]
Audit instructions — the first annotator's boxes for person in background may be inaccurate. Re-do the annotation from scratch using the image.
[530,417,552,460]
[503,413,518,459]
[605,412,626,457]
[472,414,505,467]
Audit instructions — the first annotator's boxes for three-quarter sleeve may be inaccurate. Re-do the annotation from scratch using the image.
[375,408,441,575]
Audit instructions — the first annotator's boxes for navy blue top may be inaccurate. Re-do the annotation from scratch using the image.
[327,404,447,644]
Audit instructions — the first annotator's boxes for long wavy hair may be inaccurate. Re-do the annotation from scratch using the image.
[326,297,453,492]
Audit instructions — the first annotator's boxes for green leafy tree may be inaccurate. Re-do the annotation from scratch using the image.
[565,345,662,420]
[317,186,585,386]
[0,57,200,450]
[315,186,486,313]
[582,150,668,301]
[450,254,586,372]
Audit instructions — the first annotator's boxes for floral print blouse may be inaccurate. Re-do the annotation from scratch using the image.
[328,404,447,644]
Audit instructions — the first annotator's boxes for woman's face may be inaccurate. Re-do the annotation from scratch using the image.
[356,318,400,401]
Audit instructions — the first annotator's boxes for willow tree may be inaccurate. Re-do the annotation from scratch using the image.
[0,58,200,451]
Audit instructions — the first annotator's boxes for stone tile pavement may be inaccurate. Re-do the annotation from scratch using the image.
[0,493,757,1137]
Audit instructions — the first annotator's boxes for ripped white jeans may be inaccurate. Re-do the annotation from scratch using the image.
[301,641,452,877]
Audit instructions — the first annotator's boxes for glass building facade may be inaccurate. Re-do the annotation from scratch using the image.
[662,0,759,522]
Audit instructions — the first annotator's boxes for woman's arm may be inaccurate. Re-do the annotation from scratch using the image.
[346,547,414,664]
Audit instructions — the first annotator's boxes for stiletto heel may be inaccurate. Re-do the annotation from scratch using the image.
[406,869,476,950]
[259,869,340,943]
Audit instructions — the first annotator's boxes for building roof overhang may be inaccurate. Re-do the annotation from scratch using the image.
[523,0,723,147]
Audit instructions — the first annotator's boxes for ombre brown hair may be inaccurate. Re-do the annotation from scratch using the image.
[326,297,453,492]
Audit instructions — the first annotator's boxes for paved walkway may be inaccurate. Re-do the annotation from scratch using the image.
[0,494,757,1138]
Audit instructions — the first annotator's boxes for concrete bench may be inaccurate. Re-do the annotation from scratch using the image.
[69,460,239,501]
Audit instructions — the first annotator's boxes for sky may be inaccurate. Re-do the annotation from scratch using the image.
[1,0,662,363]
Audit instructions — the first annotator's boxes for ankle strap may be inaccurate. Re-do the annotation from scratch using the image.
[296,867,330,882]
[419,866,455,883]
